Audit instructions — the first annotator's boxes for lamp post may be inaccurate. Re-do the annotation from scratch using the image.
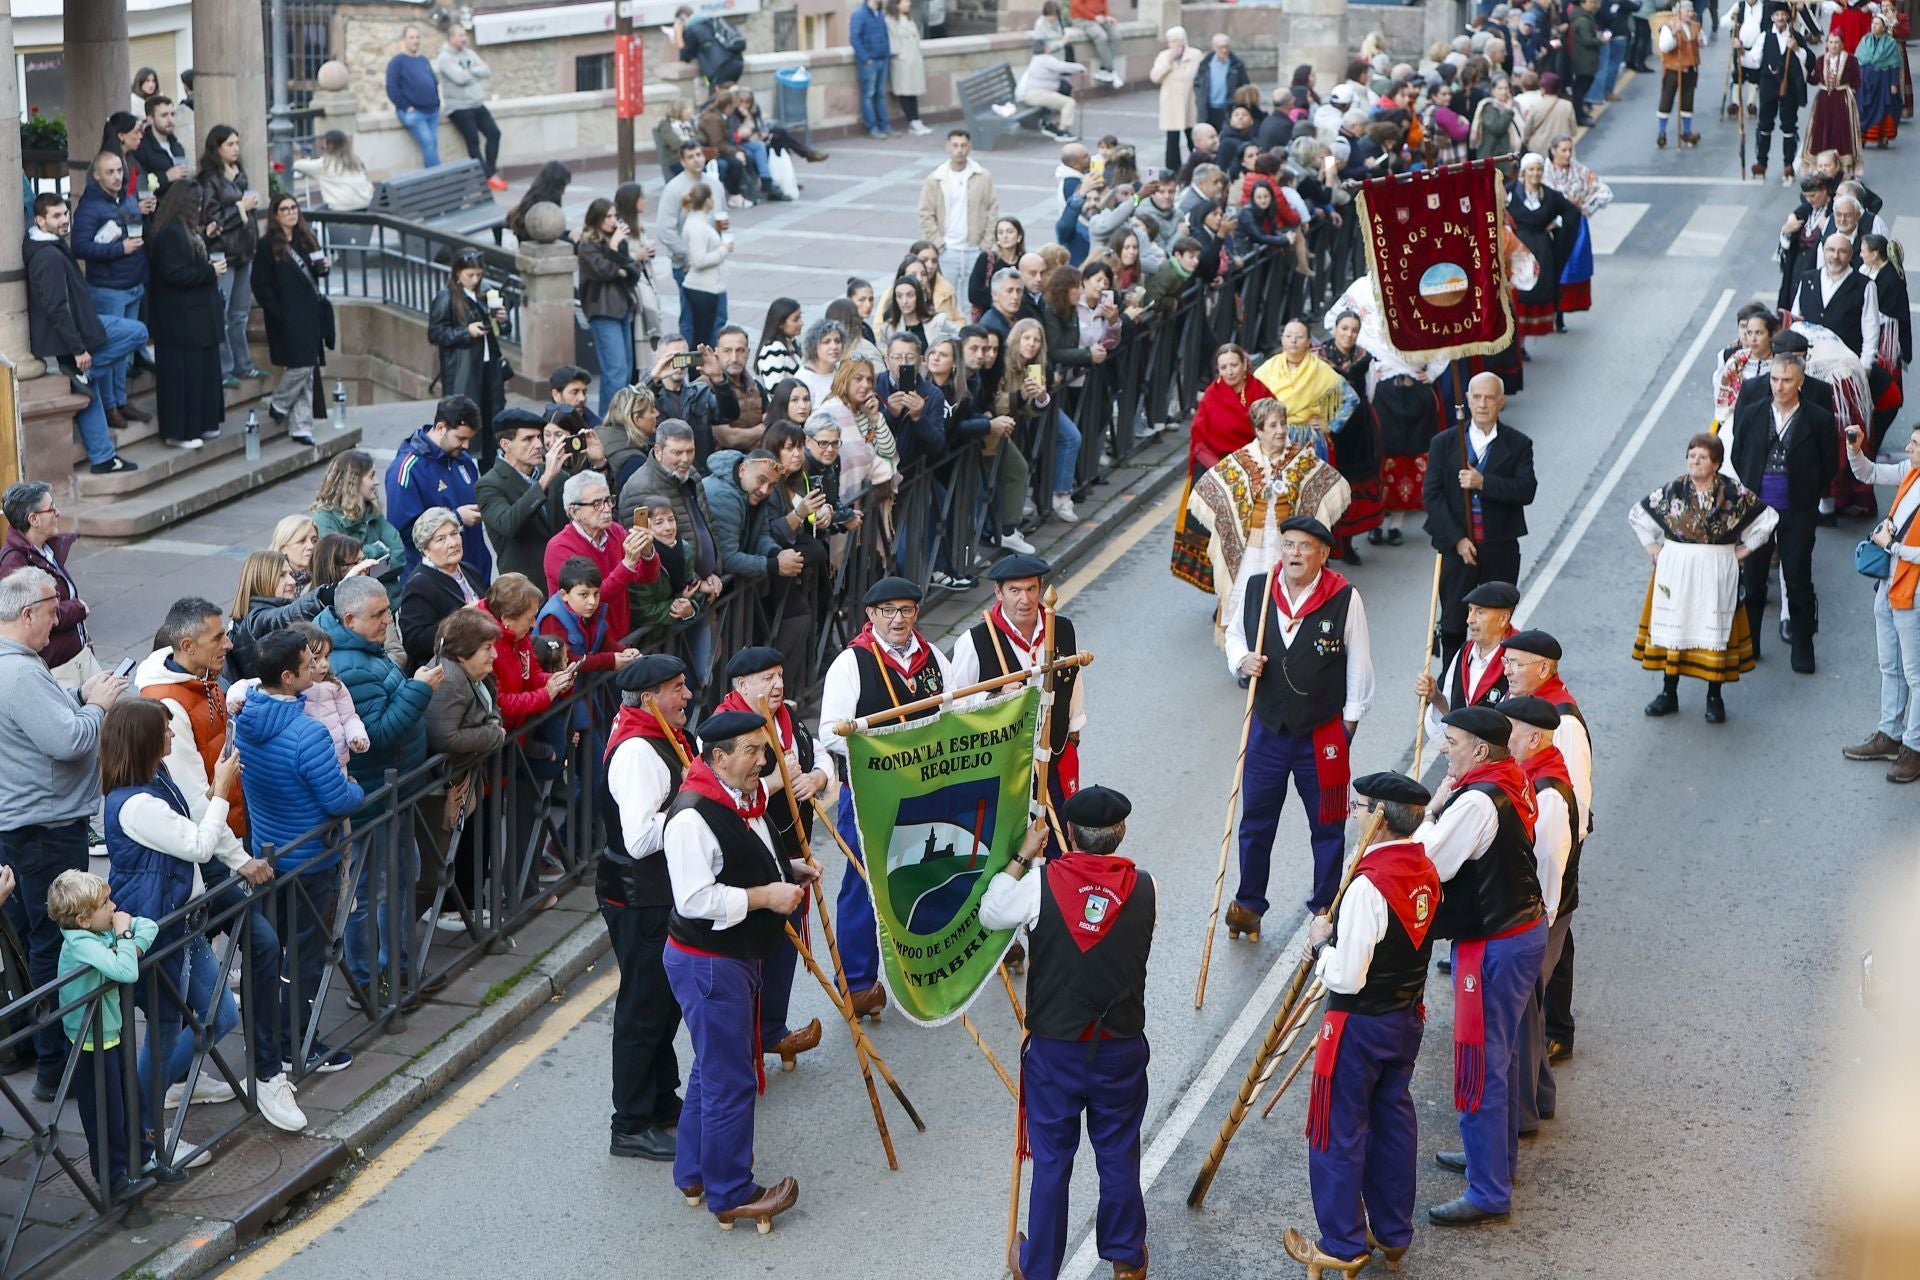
[267,0,296,176]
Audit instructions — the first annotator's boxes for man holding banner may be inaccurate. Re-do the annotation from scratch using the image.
[819,576,955,1019]
[982,786,1153,1280]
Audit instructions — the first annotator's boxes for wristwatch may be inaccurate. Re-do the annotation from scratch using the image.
[118,928,136,941]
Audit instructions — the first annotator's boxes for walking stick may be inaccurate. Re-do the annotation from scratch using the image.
[1257,1018,1324,1120]
[1258,984,1327,1119]
[1187,811,1385,1209]
[783,920,901,1169]
[1412,552,1444,778]
[1006,1062,1027,1273]
[1194,581,1275,1009]
[1031,586,1069,848]
[1736,55,1748,178]
[960,1013,1018,1098]
[999,958,1027,1027]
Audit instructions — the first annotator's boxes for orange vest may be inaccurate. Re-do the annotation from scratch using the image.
[142,673,249,841]
[1889,470,1920,609]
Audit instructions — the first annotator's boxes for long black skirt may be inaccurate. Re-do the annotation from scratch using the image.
[155,344,224,442]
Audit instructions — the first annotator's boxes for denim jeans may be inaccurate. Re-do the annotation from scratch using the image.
[740,138,772,180]
[272,872,339,1070]
[346,817,421,991]
[588,315,635,414]
[215,257,254,378]
[680,287,724,349]
[206,863,284,1080]
[75,314,149,463]
[1052,410,1082,496]
[1592,37,1628,102]
[86,282,144,409]
[939,247,977,300]
[857,59,892,133]
[670,266,730,346]
[397,107,442,167]
[1875,587,1920,748]
[137,935,241,1143]
[0,820,91,1076]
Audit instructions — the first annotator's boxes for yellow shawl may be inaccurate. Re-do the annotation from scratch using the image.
[1253,351,1345,430]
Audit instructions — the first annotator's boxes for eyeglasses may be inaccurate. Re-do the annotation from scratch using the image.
[26,595,57,611]
[570,497,615,509]
[871,605,917,619]
[32,506,56,519]
[812,437,843,450]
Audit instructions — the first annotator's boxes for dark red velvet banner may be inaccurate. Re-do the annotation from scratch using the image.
[1356,160,1513,362]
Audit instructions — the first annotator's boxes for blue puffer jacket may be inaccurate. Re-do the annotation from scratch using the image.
[850,1,891,64]
[232,692,364,874]
[319,609,433,798]
[700,449,782,581]
[71,179,148,292]
[105,772,197,950]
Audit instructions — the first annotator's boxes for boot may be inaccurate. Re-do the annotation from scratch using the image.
[1224,901,1262,942]
[121,402,152,423]
[1644,674,1679,717]
[850,984,887,1021]
[1281,1226,1371,1278]
[1703,684,1726,723]
[714,1176,798,1233]
[1844,730,1902,761]
[772,1018,821,1071]
[1888,746,1920,784]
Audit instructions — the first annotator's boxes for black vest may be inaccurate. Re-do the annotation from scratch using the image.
[852,642,945,721]
[1429,781,1544,942]
[596,735,683,909]
[966,614,1078,753]
[1534,773,1583,919]
[1244,574,1352,735]
[1327,848,1435,1017]
[1026,868,1155,1043]
[1449,645,1510,712]
[665,791,794,960]
[766,714,817,860]
[1797,269,1870,356]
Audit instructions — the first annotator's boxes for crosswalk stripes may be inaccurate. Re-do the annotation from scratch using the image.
[1587,202,1650,255]
[1666,204,1748,256]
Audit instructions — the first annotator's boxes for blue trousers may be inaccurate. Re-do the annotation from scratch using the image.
[857,60,892,133]
[137,935,241,1141]
[1022,1035,1150,1280]
[670,266,729,347]
[588,314,634,415]
[1457,920,1547,1214]
[1307,1006,1422,1258]
[86,282,144,409]
[77,315,149,464]
[1,819,91,1076]
[1052,411,1082,496]
[398,107,441,167]
[741,137,772,180]
[1593,37,1628,102]
[1517,911,1569,1132]
[834,787,880,992]
[758,903,802,1045]
[1236,718,1345,917]
[347,820,420,990]
[666,944,763,1213]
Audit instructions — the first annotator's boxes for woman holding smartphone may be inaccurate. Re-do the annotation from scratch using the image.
[195,126,266,388]
[311,450,409,597]
[428,247,511,468]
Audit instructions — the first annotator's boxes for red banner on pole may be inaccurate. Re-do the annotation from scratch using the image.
[1354,160,1512,362]
[615,34,644,118]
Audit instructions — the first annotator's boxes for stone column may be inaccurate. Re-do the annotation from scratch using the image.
[514,241,580,396]
[193,0,272,189]
[64,0,131,188]
[1285,0,1350,89]
[0,6,31,371]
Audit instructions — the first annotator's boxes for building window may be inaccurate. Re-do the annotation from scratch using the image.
[800,13,833,50]
[576,53,613,92]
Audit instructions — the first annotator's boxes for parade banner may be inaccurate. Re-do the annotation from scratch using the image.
[845,688,1039,1026]
[1356,160,1513,363]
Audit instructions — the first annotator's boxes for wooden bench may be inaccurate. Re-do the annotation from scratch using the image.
[957,64,1044,151]
[368,159,506,244]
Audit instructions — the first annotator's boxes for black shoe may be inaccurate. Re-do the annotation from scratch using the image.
[1386,528,1404,546]
[89,455,139,475]
[1643,690,1678,717]
[1554,316,1568,334]
[32,1076,58,1103]
[1434,1150,1468,1172]
[1547,1038,1572,1063]
[1429,1196,1508,1225]
[1704,691,1726,723]
[1779,617,1792,644]
[1340,547,1363,566]
[610,1126,675,1161]
[1367,527,1385,546]
[1791,640,1815,674]
[1816,511,1839,527]
[1437,955,1452,973]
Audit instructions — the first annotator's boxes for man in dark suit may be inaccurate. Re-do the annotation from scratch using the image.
[1730,353,1838,673]
[476,409,568,584]
[1423,373,1538,668]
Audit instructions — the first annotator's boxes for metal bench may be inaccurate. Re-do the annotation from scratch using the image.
[368,159,506,245]
[957,63,1044,151]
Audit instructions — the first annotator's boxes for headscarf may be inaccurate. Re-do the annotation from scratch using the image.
[1857,28,1902,70]
[1253,349,1347,430]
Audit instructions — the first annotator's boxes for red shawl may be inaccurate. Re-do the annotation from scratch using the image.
[1190,376,1275,473]
[604,703,694,765]
[984,602,1045,659]
[715,689,794,750]
[1043,852,1139,953]
[1450,756,1536,840]
[680,758,767,821]
[1531,674,1579,714]
[1269,569,1355,824]
[849,623,935,681]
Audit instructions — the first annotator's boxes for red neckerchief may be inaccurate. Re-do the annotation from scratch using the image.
[850,622,933,680]
[715,689,793,750]
[1520,745,1572,797]
[1043,852,1138,954]
[985,602,1044,659]
[604,703,694,764]
[1356,839,1442,950]
[1269,568,1351,635]
[1531,674,1579,711]
[680,759,767,821]
[1461,629,1515,705]
[1308,1010,1351,1151]
[1451,756,1537,840]
[1261,569,1356,823]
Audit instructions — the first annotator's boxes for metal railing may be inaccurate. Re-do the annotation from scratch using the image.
[305,210,526,334]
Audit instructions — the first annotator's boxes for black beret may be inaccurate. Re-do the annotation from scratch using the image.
[1463,581,1521,610]
[1501,629,1562,660]
[1279,515,1333,546]
[493,406,546,436]
[1443,705,1513,745]
[724,646,786,680]
[698,710,766,747]
[1771,329,1811,355]
[1499,695,1560,731]
[1353,771,1431,806]
[863,576,924,607]
[1060,785,1131,828]
[987,553,1053,582]
[615,653,687,693]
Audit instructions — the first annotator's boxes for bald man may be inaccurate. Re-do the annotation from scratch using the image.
[1792,231,1881,364]
[1422,374,1538,668]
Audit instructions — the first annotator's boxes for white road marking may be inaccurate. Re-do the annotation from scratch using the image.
[1667,204,1747,256]
[1057,286,1739,1280]
[1606,174,1773,185]
[1588,202,1651,255]
[1895,216,1920,257]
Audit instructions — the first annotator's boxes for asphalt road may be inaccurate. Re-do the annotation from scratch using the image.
[215,59,1913,1280]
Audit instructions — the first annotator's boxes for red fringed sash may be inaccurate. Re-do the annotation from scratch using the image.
[1306,1010,1350,1150]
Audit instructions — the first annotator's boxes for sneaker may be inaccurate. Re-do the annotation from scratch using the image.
[242,367,269,380]
[201,426,222,439]
[868,128,889,139]
[1050,494,1079,524]
[930,570,977,590]
[164,437,205,450]
[436,909,493,931]
[285,1045,353,1075]
[221,376,241,390]
[537,851,568,884]
[998,529,1038,555]
[907,120,932,135]
[88,455,139,474]
[165,1076,237,1108]
[254,1073,308,1132]
[486,174,509,191]
[289,431,317,446]
[1091,69,1114,85]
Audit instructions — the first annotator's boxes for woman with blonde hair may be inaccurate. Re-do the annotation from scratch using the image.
[225,551,326,679]
[819,355,897,497]
[271,515,320,591]
[311,449,408,588]
[999,316,1084,524]
[599,384,659,489]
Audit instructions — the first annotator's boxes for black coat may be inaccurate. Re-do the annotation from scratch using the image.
[398,562,489,671]
[251,248,335,369]
[1875,267,1913,367]
[23,234,105,359]
[199,166,259,265]
[475,460,565,585]
[1729,392,1839,512]
[429,286,510,409]
[1423,422,1538,550]
[147,221,223,351]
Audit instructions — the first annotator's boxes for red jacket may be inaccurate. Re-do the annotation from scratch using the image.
[1070,0,1109,17]
[1189,376,1275,474]
[481,602,552,732]
[541,520,659,645]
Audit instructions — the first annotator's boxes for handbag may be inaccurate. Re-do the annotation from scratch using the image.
[768,147,799,201]
[1857,501,1920,579]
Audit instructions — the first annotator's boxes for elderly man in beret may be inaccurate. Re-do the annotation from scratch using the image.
[1415,579,1519,742]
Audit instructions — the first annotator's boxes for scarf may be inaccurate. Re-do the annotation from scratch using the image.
[1270,569,1355,825]
[1191,375,1274,469]
[1457,635,1511,707]
[605,703,694,765]
[715,689,794,750]
[985,602,1044,659]
[1531,674,1579,718]
[1521,744,1573,802]
[1450,755,1537,840]
[679,758,767,821]
[849,622,934,681]
[1043,852,1139,953]
[1858,32,1902,71]
[1639,474,1764,546]
[1254,350,1346,429]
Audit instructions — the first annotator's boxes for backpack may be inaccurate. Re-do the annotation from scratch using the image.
[710,17,747,53]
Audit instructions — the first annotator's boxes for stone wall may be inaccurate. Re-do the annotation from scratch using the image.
[1176,1,1467,79]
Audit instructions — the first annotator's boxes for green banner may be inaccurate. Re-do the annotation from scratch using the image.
[844,688,1039,1026]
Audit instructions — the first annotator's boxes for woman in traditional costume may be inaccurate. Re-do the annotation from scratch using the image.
[1314,311,1383,563]
[1857,13,1904,146]
[1506,153,1578,339]
[1710,302,1781,429]
[1542,134,1612,329]
[1862,234,1911,452]
[1808,32,1864,173]
[1173,343,1273,594]
[1631,433,1777,723]
[1187,398,1350,645]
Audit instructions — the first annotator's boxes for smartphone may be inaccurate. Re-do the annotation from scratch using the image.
[672,353,696,370]
[365,539,390,560]
[634,505,652,527]
[112,657,137,679]
[373,559,403,584]
[1027,364,1045,384]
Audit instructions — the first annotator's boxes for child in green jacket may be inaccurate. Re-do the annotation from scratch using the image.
[51,870,159,1196]
[626,503,712,651]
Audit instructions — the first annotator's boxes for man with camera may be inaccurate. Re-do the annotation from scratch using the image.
[547,365,601,429]
[876,334,949,466]
[644,338,735,473]
[477,408,570,584]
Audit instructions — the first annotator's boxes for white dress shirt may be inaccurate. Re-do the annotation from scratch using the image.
[1553,713,1593,839]
[1798,268,1882,363]
[818,634,957,765]
[663,780,782,929]
[1413,789,1499,884]
[949,616,1087,735]
[1223,570,1377,723]
[116,792,241,900]
[1313,873,1390,995]
[1531,780,1571,925]
[608,737,674,861]
[1425,641,1504,740]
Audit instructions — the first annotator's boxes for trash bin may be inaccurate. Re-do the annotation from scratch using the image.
[773,67,812,151]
